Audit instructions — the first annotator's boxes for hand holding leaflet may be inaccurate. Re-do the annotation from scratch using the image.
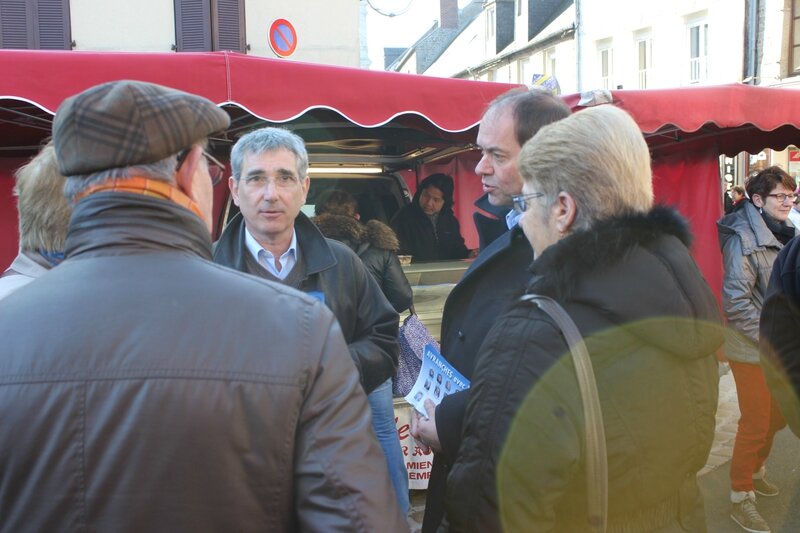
[404,343,470,417]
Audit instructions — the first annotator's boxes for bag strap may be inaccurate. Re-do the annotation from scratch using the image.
[521,294,608,533]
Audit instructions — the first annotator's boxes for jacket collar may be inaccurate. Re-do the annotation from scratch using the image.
[461,224,527,283]
[527,206,692,300]
[65,192,212,260]
[214,211,337,275]
[5,250,51,278]
[718,201,783,255]
[312,213,400,253]
[473,192,511,220]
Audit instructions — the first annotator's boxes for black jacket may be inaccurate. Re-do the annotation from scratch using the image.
[213,211,399,394]
[761,235,800,437]
[0,193,406,532]
[390,202,469,262]
[446,207,721,532]
[312,213,413,313]
[422,204,533,532]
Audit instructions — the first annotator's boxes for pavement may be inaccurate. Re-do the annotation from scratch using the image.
[700,363,741,476]
[405,363,750,532]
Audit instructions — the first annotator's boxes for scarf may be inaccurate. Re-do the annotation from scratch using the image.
[761,210,795,245]
[74,176,204,220]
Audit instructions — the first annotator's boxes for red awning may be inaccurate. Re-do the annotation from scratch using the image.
[562,83,800,303]
[2,49,517,132]
[563,84,800,156]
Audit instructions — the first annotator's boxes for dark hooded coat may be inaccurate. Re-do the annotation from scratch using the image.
[445,207,722,532]
[313,213,413,313]
[761,236,800,437]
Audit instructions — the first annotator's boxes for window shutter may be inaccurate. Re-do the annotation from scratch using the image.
[36,0,70,49]
[213,0,244,52]
[175,0,211,52]
[0,0,33,49]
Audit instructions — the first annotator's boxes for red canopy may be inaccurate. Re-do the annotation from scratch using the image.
[2,49,513,132]
[563,84,800,156]
[0,49,520,266]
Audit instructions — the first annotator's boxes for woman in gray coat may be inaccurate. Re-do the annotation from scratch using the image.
[717,166,798,533]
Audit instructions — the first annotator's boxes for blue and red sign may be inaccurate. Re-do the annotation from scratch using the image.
[269,18,297,58]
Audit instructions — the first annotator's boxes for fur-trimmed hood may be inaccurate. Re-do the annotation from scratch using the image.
[527,206,722,361]
[312,213,400,253]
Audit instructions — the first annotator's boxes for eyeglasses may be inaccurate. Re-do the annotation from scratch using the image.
[766,193,798,203]
[202,151,226,186]
[511,192,545,214]
[176,148,226,186]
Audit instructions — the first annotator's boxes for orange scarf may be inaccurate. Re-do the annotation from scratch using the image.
[75,176,204,219]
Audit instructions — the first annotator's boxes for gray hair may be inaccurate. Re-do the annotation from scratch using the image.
[64,155,179,202]
[230,127,308,180]
[14,142,71,252]
[518,105,653,232]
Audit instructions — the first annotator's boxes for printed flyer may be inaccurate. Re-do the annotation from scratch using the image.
[404,343,470,417]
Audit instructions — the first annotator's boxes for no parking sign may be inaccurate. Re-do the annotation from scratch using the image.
[269,18,297,58]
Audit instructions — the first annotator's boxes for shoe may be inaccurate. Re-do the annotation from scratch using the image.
[753,477,779,497]
[731,498,770,533]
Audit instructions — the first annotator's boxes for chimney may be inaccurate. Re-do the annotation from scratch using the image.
[440,0,458,29]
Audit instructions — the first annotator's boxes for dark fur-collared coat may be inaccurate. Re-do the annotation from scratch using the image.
[445,207,722,532]
[313,213,413,313]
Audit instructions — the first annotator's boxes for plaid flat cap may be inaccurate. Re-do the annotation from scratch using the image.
[53,80,230,176]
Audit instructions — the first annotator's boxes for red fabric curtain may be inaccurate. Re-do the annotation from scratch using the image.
[652,145,724,303]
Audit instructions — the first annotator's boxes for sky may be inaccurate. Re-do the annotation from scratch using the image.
[365,0,472,70]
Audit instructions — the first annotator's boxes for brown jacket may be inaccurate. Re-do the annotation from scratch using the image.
[0,192,407,533]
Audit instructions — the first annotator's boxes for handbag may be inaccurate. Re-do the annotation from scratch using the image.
[393,311,440,397]
[520,294,608,533]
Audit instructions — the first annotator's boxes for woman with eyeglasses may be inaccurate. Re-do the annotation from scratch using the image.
[717,166,798,533]
[444,105,722,532]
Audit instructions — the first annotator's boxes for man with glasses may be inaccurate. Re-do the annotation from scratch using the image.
[410,88,570,532]
[212,127,407,516]
[718,166,799,533]
[0,81,403,531]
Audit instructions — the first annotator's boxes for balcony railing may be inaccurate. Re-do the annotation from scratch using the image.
[689,57,706,84]
[638,69,648,89]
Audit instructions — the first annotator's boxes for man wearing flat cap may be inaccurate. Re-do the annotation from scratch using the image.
[0,80,405,532]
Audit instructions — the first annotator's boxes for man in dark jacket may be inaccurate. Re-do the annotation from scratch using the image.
[390,173,470,262]
[446,105,721,532]
[0,81,405,532]
[212,127,406,514]
[410,87,571,531]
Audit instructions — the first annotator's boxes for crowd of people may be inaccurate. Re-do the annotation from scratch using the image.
[1,79,800,533]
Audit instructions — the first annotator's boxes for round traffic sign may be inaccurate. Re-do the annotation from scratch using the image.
[269,18,297,58]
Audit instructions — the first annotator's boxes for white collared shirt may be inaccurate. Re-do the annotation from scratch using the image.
[244,227,298,280]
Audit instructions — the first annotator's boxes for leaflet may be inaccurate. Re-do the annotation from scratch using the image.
[404,343,470,417]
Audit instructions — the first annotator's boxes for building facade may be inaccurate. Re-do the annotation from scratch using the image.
[0,0,361,66]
